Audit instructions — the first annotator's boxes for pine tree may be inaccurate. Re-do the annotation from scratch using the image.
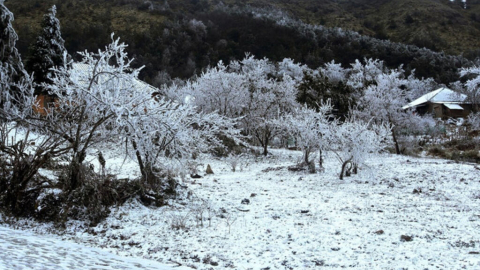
[0,0,28,103]
[26,5,70,94]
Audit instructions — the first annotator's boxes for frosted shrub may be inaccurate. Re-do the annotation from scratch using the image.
[329,118,390,180]
[319,60,348,84]
[280,101,334,171]
[460,65,480,110]
[226,154,246,172]
[468,112,480,130]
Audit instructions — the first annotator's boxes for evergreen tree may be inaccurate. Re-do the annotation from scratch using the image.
[0,0,28,104]
[26,5,70,94]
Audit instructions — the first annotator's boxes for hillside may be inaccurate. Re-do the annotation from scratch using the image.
[4,0,479,84]
[226,0,480,56]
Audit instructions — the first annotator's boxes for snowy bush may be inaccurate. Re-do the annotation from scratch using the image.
[459,65,480,110]
[319,60,348,85]
[468,112,480,130]
[280,101,334,171]
[329,118,391,180]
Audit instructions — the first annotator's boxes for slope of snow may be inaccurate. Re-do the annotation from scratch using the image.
[2,149,480,269]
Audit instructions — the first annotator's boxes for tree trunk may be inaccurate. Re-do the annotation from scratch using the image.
[304,149,310,165]
[387,115,400,155]
[131,139,157,188]
[318,149,324,172]
[68,150,86,191]
[262,135,269,156]
[339,157,352,180]
[391,127,400,155]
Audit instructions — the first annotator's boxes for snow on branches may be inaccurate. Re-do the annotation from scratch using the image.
[45,35,240,188]
[329,118,391,180]
[459,65,480,110]
[168,54,299,156]
[280,101,334,170]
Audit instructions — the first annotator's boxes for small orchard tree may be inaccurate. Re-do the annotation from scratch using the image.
[242,71,299,156]
[170,61,248,118]
[352,65,439,154]
[280,101,334,171]
[125,99,241,189]
[44,36,154,191]
[26,5,71,94]
[329,118,390,180]
[234,55,299,156]
[46,35,241,194]
[352,68,407,154]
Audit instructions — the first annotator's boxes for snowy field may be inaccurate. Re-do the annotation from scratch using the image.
[2,149,480,269]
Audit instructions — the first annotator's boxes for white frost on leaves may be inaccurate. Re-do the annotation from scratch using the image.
[460,65,480,106]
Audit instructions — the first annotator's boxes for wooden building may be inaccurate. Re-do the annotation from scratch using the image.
[402,87,472,119]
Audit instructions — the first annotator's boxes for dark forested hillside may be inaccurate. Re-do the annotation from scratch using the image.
[5,0,479,85]
[227,0,480,56]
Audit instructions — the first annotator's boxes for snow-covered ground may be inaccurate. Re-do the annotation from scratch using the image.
[0,225,187,270]
[2,149,480,269]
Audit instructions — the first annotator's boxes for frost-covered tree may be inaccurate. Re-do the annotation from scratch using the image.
[171,60,248,118]
[403,71,437,102]
[459,65,480,112]
[329,118,390,180]
[26,5,70,94]
[319,60,349,85]
[351,63,437,154]
[468,112,480,130]
[280,101,334,171]
[168,55,299,156]
[45,39,141,191]
[240,57,299,156]
[277,58,307,83]
[352,68,407,154]
[46,35,240,191]
[0,0,28,106]
[0,68,34,122]
[127,99,241,188]
[347,58,385,92]
[0,59,73,217]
